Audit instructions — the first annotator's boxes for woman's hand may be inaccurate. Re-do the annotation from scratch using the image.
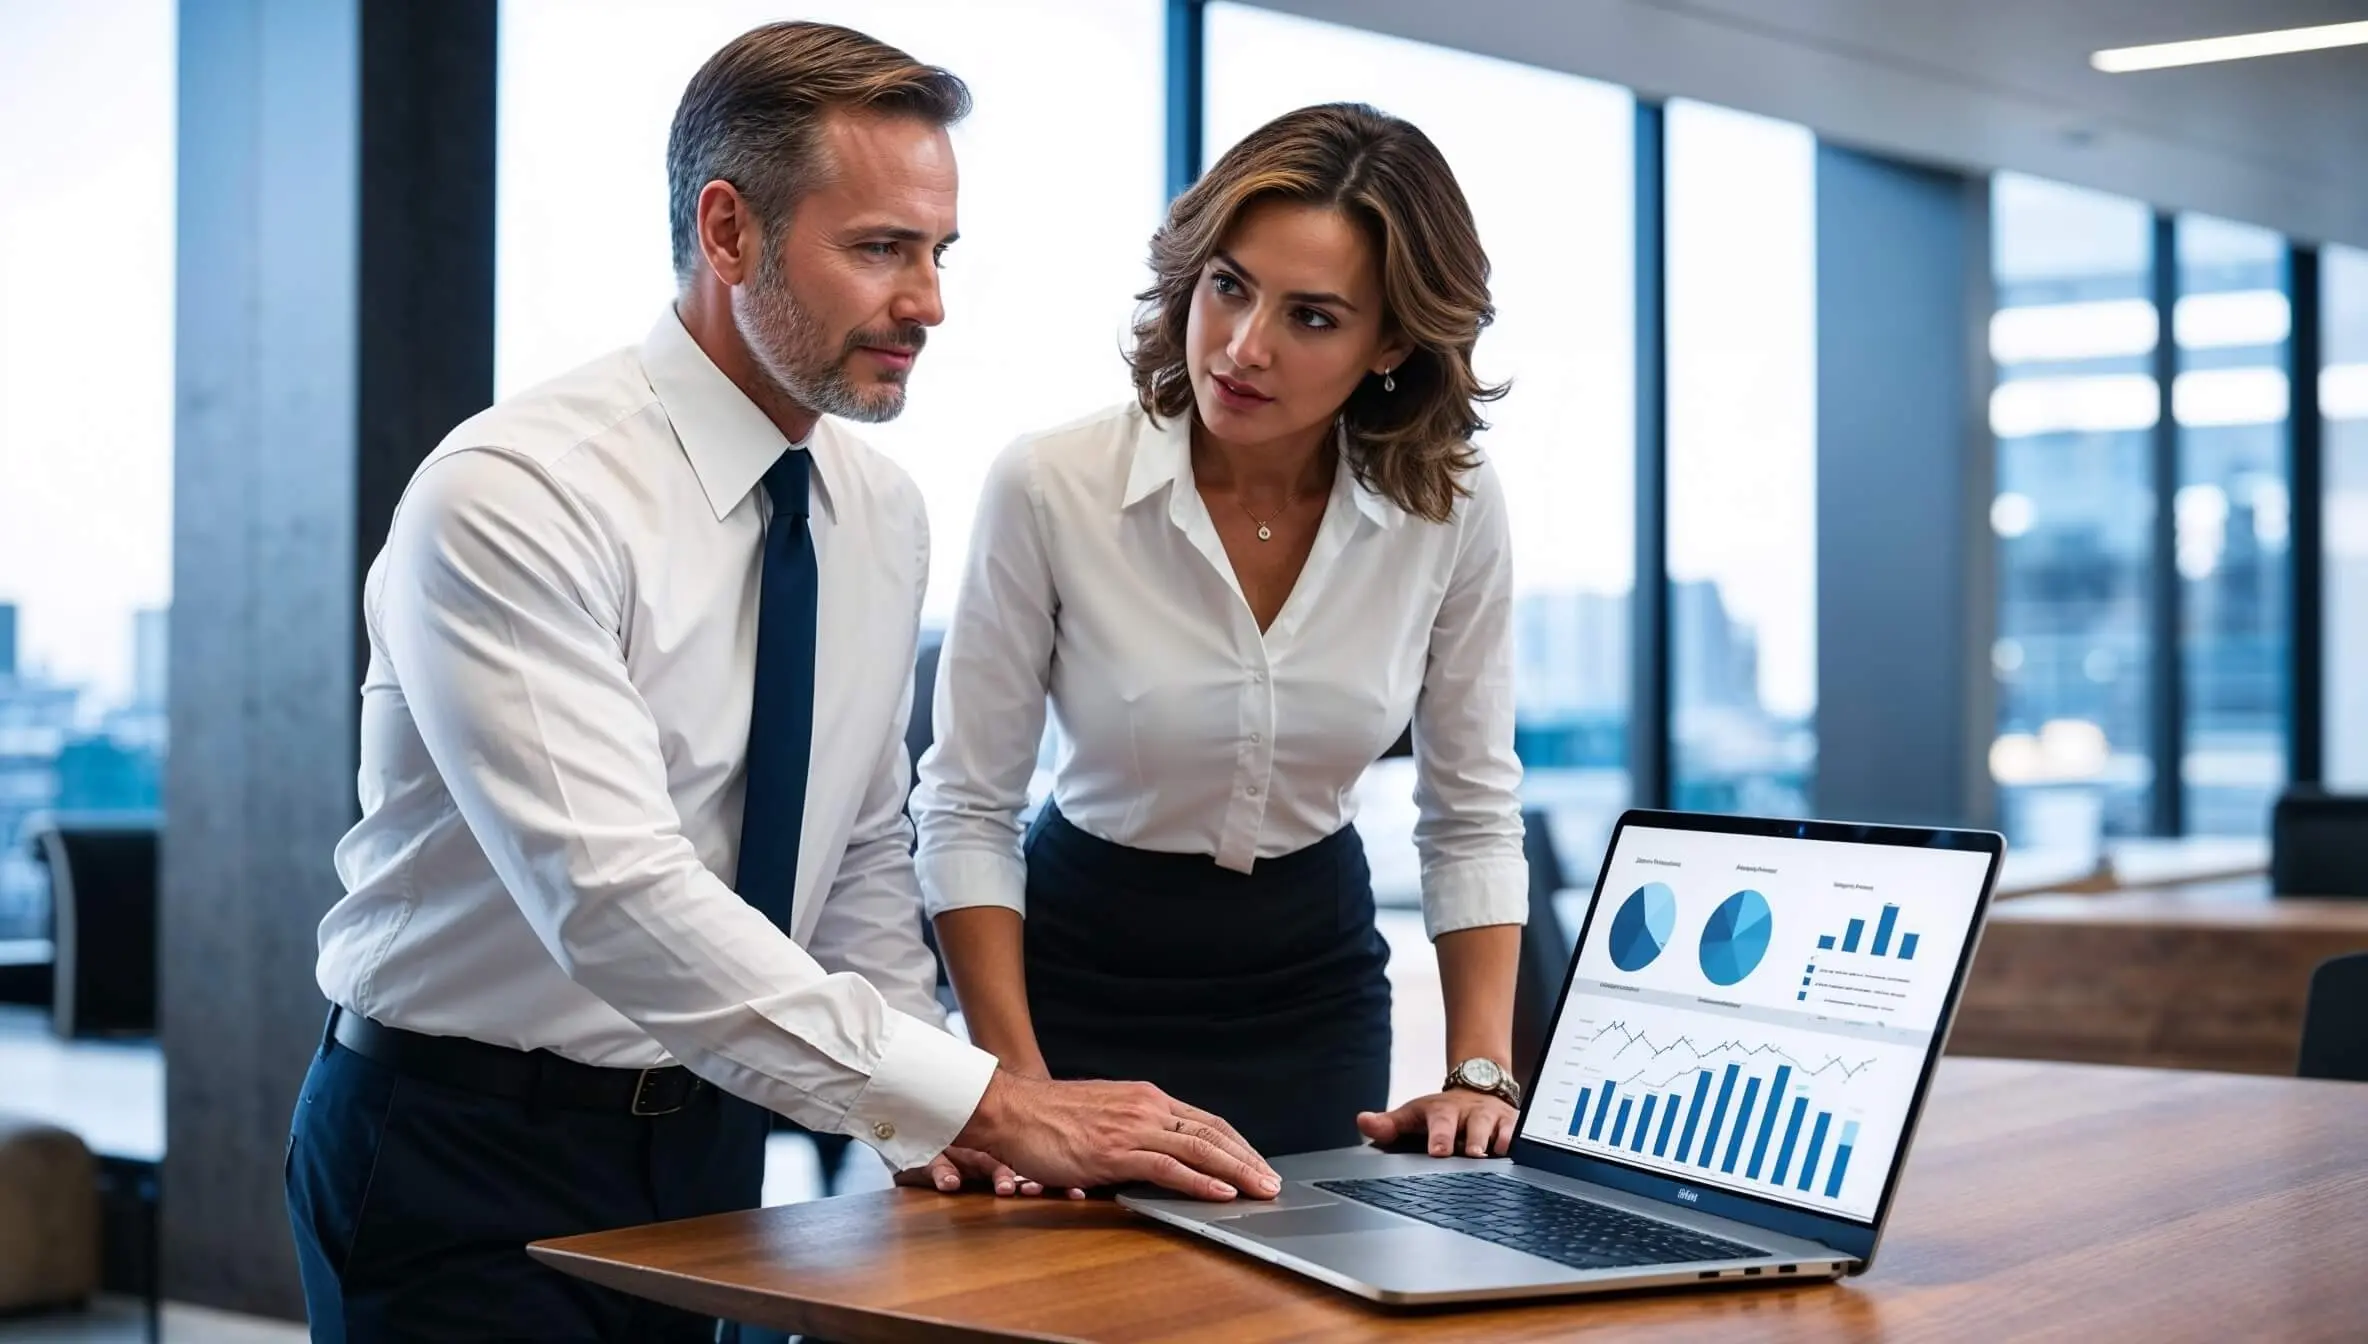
[1356,1089,1519,1158]
[897,1144,1083,1199]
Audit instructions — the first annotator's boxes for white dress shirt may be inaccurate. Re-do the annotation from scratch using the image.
[912,402,1528,940]
[316,310,996,1171]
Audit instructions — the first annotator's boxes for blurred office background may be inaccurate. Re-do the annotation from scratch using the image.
[2,0,2364,1333]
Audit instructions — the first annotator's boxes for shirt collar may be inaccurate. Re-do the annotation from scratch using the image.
[640,306,833,522]
[1122,408,1401,532]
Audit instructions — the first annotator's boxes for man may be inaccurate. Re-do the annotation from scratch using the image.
[286,22,1276,1342]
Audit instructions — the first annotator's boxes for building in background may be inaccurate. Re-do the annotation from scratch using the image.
[0,604,166,940]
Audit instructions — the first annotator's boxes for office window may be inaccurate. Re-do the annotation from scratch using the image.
[1988,174,2156,850]
[498,0,1166,622]
[1203,4,1638,878]
[1664,99,1817,817]
[0,2,176,941]
[2327,245,2368,786]
[2175,215,2290,834]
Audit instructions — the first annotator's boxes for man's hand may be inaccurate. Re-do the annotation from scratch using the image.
[949,1071,1282,1202]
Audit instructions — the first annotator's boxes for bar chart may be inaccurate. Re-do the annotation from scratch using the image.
[1564,1059,1868,1204]
[1816,902,1920,960]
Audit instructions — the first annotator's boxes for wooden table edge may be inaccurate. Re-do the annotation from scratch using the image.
[526,1238,1088,1344]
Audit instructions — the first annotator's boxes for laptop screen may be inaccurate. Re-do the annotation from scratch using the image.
[1517,820,1991,1224]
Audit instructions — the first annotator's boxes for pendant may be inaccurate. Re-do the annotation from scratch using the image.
[1257,524,1273,541]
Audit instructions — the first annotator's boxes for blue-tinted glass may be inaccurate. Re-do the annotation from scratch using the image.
[1665,100,1817,817]
[1988,173,2156,851]
[2175,214,2289,835]
[2324,246,2368,784]
[1205,3,1637,876]
[0,2,176,941]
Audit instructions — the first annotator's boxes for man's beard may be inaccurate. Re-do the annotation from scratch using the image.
[735,248,927,426]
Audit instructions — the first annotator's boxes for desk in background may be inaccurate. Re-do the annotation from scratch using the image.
[1992,834,2269,898]
[531,1059,2367,1342]
[1951,877,2368,1074]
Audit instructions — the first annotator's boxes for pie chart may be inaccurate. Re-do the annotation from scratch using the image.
[1699,889,1774,986]
[1607,882,1678,972]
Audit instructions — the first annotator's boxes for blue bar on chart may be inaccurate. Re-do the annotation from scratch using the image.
[1796,1111,1833,1192]
[1611,1097,1634,1147]
[1589,1082,1617,1141]
[1871,905,1899,956]
[1900,932,1920,960]
[1841,918,1865,953]
[1654,1091,1680,1155]
[1746,1065,1791,1179]
[1824,1120,1861,1198]
[1631,1096,1658,1153]
[1569,1088,1591,1138]
[1696,1064,1741,1168]
[1720,1077,1761,1174]
[1816,934,1835,949]
[1676,1069,1713,1162]
[1772,1096,1809,1184]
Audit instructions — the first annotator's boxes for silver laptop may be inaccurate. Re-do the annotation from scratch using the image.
[1121,809,2001,1305]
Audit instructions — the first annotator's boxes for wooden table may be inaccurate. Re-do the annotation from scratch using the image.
[531,1059,2368,1342]
[1951,878,2368,1074]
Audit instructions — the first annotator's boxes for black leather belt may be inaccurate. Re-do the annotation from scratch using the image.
[327,1007,708,1117]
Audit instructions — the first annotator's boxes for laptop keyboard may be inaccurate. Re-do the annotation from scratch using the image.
[1313,1172,1767,1271]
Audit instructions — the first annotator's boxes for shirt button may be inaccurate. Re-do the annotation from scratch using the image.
[873,1121,896,1142]
[1248,786,1261,797]
[1250,733,1262,744]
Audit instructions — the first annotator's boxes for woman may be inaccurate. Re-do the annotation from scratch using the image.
[911,103,1528,1191]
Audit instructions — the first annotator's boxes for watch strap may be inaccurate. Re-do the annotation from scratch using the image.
[1444,1060,1522,1108]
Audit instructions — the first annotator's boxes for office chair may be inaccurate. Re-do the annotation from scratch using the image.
[31,816,160,1039]
[2270,788,2368,898]
[1511,809,1574,1093]
[2297,952,2368,1083]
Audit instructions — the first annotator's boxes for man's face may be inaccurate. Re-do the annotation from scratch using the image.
[733,110,959,424]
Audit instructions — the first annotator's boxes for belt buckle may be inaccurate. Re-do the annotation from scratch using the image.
[630,1067,688,1117]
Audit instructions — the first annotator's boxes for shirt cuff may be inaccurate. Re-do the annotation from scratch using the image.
[916,845,1029,919]
[1421,855,1531,940]
[841,1007,999,1171]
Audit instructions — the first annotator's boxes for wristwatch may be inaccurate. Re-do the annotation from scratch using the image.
[1443,1057,1522,1108]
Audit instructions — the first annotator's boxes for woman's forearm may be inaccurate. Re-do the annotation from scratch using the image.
[932,905,1050,1077]
[1434,923,1522,1072]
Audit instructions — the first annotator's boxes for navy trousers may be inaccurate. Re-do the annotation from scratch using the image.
[285,1028,773,1342]
[1023,805,1393,1157]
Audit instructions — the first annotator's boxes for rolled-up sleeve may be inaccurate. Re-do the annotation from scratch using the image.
[911,439,1057,919]
[1411,458,1530,940]
[379,448,992,1169]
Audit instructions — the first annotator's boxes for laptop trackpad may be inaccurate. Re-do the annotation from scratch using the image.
[1215,1203,1409,1238]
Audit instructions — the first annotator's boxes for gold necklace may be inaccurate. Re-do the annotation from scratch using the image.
[1238,488,1296,542]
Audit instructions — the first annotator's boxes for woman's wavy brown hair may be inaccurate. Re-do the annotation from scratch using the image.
[1127,102,1503,523]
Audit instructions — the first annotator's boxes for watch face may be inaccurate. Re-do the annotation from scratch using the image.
[1462,1058,1504,1088]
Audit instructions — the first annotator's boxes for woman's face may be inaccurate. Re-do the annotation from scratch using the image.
[1185,198,1409,452]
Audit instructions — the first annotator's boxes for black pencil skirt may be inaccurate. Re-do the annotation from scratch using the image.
[1021,803,1393,1157]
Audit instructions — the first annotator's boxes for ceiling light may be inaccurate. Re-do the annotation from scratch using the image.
[2093,20,2368,72]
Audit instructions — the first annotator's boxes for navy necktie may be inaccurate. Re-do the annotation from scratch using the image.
[736,449,817,933]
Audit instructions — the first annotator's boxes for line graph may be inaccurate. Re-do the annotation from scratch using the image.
[1579,1019,1878,1090]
